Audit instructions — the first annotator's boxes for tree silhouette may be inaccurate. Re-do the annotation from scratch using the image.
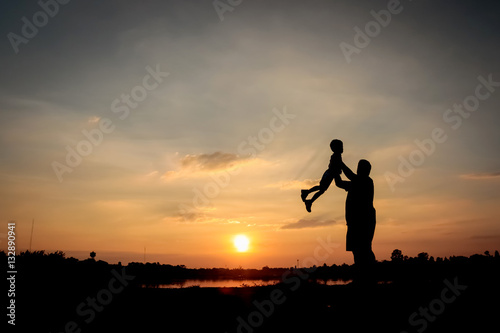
[417,252,429,262]
[391,249,404,262]
[90,251,96,260]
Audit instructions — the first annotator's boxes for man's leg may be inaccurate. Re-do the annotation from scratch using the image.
[352,250,361,265]
[362,248,376,284]
[352,250,363,283]
[353,249,375,285]
[368,249,376,264]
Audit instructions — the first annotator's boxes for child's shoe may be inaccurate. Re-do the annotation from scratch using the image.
[305,200,312,213]
[301,190,308,202]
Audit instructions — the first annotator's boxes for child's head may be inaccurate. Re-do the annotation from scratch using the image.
[330,139,343,153]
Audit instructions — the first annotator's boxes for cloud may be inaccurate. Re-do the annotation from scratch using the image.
[267,179,320,190]
[88,116,101,124]
[281,218,337,230]
[179,152,246,171]
[162,152,252,181]
[175,206,246,225]
[175,204,217,223]
[459,172,500,180]
[469,234,500,240]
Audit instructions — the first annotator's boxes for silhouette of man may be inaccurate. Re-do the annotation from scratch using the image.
[334,159,376,283]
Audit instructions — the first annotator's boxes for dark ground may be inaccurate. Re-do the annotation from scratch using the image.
[15,274,500,333]
[7,251,500,333]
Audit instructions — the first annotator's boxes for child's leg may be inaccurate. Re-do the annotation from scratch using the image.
[310,171,332,203]
[307,185,321,193]
[309,188,325,203]
[304,171,333,212]
[304,187,325,212]
[303,185,321,194]
[301,185,321,201]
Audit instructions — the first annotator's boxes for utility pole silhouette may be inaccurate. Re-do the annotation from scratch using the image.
[29,219,34,252]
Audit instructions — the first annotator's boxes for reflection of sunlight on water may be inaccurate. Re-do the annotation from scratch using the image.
[141,279,354,289]
[318,279,353,286]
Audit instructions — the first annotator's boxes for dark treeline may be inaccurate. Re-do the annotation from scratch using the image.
[7,249,500,333]
[4,248,499,286]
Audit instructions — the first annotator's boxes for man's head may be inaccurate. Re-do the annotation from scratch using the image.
[330,139,343,153]
[357,159,371,177]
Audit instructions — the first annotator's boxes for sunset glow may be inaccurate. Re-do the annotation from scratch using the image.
[234,235,250,253]
[0,1,499,270]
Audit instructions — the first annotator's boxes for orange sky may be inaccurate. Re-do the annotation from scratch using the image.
[1,0,499,268]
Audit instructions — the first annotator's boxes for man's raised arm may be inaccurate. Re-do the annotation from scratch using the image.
[341,162,356,181]
[334,174,351,192]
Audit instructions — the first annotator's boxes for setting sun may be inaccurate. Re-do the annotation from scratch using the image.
[234,235,250,252]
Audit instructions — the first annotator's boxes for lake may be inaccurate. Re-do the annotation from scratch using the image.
[141,279,353,288]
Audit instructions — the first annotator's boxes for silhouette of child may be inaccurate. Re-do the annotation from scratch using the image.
[301,139,343,212]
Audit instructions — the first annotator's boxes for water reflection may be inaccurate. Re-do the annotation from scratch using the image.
[141,278,353,289]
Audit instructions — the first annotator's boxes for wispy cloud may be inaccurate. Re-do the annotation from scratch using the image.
[88,116,101,124]
[469,234,500,240]
[175,205,216,223]
[267,179,320,190]
[162,152,252,181]
[459,172,500,180]
[281,218,337,230]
